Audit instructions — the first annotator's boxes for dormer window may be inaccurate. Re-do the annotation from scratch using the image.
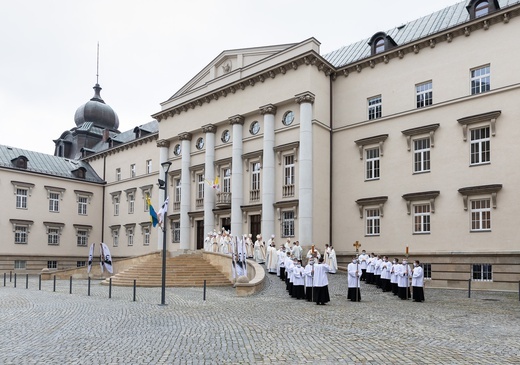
[368,32,398,56]
[467,0,500,20]
[475,1,489,17]
[133,126,141,139]
[375,38,385,54]
[72,167,87,179]
[11,156,28,169]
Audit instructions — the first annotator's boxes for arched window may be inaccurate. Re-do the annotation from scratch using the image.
[475,0,489,17]
[375,38,385,54]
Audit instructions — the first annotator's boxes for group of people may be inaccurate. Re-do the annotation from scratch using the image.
[278,248,332,305]
[356,251,425,302]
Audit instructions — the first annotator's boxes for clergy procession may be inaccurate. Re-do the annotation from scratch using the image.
[203,229,424,304]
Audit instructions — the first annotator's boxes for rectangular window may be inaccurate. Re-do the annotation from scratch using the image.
[172,221,180,243]
[78,196,88,215]
[144,227,150,246]
[49,192,60,212]
[114,196,120,216]
[130,164,136,178]
[281,211,295,237]
[413,204,431,234]
[368,95,382,120]
[128,228,134,246]
[422,263,432,279]
[416,81,433,108]
[284,155,295,186]
[472,263,492,281]
[16,188,28,209]
[116,168,121,181]
[222,168,231,193]
[365,148,380,180]
[365,208,380,236]
[471,65,490,95]
[470,126,490,165]
[47,261,57,269]
[15,226,28,244]
[14,260,26,269]
[251,162,261,191]
[77,261,86,268]
[174,179,181,203]
[471,199,491,231]
[47,228,60,245]
[146,160,152,174]
[128,193,135,214]
[197,174,205,199]
[77,230,88,247]
[413,138,430,173]
[113,231,119,247]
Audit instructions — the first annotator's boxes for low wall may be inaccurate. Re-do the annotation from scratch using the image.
[202,252,266,296]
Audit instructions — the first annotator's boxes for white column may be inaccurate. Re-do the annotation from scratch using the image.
[179,132,192,251]
[296,92,315,247]
[202,124,216,239]
[260,104,277,237]
[157,139,170,251]
[229,115,244,237]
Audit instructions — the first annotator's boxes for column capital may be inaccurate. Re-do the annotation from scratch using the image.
[259,104,277,115]
[228,115,245,125]
[295,91,315,105]
[156,139,170,148]
[201,124,217,134]
[178,132,192,141]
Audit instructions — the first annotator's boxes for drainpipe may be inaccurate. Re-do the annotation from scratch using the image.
[329,74,334,245]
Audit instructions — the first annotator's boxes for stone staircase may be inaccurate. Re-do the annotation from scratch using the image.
[103,252,233,287]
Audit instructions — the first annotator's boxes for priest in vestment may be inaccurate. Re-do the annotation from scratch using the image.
[347,257,362,301]
[328,246,338,274]
[265,242,278,274]
[253,234,265,264]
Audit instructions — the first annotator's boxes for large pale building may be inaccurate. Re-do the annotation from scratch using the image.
[1,0,519,290]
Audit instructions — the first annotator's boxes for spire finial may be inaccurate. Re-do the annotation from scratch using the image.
[96,42,100,85]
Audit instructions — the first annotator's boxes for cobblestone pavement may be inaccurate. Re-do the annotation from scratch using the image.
[1,271,519,365]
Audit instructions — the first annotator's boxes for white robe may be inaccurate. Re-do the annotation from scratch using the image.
[347,262,361,288]
[303,264,314,287]
[265,245,277,272]
[306,249,321,260]
[253,240,265,263]
[311,263,330,287]
[380,260,392,280]
[292,266,305,286]
[328,249,338,274]
[292,245,303,260]
[397,264,412,288]
[412,266,424,287]
[358,253,369,270]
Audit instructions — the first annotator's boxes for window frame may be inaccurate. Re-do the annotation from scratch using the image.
[78,196,88,215]
[470,65,490,95]
[130,164,136,178]
[469,125,490,166]
[47,227,60,245]
[413,137,431,173]
[368,95,382,120]
[281,210,295,238]
[413,203,431,234]
[16,188,28,209]
[146,160,152,174]
[172,221,181,243]
[365,208,381,236]
[472,263,492,281]
[365,147,380,181]
[15,225,28,244]
[416,81,433,108]
[116,168,121,181]
[470,198,491,232]
[76,229,88,247]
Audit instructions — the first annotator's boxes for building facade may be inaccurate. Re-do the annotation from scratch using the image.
[1,0,519,290]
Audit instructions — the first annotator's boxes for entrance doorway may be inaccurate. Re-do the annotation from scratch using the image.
[221,217,231,233]
[196,220,204,250]
[250,214,261,240]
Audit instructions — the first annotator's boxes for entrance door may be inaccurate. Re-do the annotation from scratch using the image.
[221,217,231,233]
[250,214,261,240]
[196,220,204,250]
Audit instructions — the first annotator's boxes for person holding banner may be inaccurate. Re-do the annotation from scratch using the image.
[397,258,412,300]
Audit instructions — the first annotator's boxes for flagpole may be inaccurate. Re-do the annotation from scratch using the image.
[159,161,172,306]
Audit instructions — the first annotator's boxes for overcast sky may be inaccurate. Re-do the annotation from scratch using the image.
[0,0,460,155]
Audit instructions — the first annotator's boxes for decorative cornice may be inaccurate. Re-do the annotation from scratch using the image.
[156,139,170,148]
[458,184,503,210]
[354,134,388,159]
[178,132,192,141]
[295,91,315,105]
[401,124,440,151]
[402,191,440,215]
[458,110,501,141]
[355,196,388,218]
[259,104,277,115]
[82,133,158,162]
[201,124,217,134]
[229,115,245,125]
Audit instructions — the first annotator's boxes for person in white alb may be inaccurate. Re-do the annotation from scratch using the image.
[253,234,265,264]
[311,257,330,305]
[412,260,425,302]
[328,246,338,274]
[347,257,361,302]
[358,250,369,281]
[398,259,412,300]
[265,241,277,274]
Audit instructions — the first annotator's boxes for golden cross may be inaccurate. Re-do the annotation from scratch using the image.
[353,241,361,253]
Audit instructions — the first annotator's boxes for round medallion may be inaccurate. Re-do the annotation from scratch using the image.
[282,111,295,126]
[250,121,260,135]
[196,137,205,150]
[173,144,181,156]
[221,129,230,143]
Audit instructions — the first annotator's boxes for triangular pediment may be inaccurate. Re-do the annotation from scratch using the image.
[169,43,296,100]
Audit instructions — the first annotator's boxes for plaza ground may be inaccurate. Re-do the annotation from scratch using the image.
[0,270,519,364]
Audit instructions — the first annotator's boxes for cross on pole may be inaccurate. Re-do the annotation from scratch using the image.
[353,241,361,254]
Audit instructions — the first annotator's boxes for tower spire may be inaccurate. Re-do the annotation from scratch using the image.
[96,42,99,85]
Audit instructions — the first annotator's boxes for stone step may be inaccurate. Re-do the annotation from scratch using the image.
[104,253,233,288]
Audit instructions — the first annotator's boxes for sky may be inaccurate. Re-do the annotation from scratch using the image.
[0,0,460,155]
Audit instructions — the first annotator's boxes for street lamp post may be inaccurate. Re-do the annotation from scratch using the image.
[159,161,172,305]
